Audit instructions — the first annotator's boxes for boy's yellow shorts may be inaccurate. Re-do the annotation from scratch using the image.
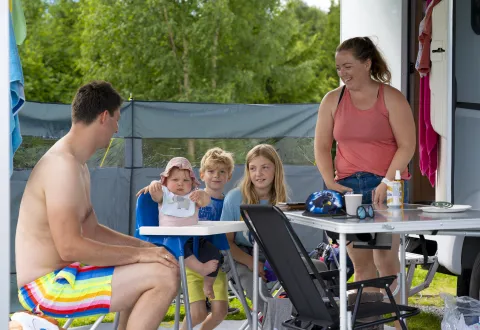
[186,267,228,303]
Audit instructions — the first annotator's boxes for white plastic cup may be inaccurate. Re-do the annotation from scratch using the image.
[345,194,363,215]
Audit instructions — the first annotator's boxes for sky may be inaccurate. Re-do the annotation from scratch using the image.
[302,0,336,12]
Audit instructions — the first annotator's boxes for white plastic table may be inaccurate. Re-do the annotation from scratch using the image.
[139,221,247,236]
[139,221,250,330]
[283,204,480,330]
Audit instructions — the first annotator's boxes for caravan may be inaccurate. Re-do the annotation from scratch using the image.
[341,0,480,298]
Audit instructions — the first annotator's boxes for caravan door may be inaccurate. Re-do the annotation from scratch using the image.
[429,0,454,202]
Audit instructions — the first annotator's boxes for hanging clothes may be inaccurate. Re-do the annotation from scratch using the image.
[9,11,25,176]
[416,0,441,187]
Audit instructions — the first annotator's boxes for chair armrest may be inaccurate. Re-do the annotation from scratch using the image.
[309,269,339,281]
[329,275,397,291]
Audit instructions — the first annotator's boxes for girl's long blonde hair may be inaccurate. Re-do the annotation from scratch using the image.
[239,144,287,205]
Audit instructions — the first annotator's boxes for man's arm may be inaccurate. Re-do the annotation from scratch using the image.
[44,156,173,267]
[82,215,155,248]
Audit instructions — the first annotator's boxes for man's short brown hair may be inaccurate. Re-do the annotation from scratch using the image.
[200,148,235,176]
[72,81,123,124]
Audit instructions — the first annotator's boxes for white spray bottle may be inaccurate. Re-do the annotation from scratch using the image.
[387,170,403,208]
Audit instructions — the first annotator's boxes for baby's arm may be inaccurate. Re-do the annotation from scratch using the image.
[148,180,164,203]
[190,190,211,208]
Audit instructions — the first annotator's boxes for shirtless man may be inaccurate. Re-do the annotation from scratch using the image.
[15,81,179,330]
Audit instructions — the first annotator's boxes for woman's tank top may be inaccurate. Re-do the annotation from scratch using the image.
[333,84,409,180]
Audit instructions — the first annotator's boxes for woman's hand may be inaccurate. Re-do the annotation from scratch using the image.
[373,182,387,204]
[326,182,353,194]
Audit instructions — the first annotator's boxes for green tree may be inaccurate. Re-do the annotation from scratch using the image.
[18,0,340,104]
[315,0,341,98]
[264,0,328,103]
[19,0,83,103]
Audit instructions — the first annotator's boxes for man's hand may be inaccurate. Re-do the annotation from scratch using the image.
[136,186,148,197]
[190,190,211,207]
[248,260,266,281]
[138,246,179,268]
[139,240,157,248]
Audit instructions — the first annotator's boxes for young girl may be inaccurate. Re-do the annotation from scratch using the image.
[220,144,287,314]
[144,157,223,299]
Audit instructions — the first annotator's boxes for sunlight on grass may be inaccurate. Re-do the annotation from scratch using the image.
[56,313,116,327]
[408,267,456,307]
[406,311,442,330]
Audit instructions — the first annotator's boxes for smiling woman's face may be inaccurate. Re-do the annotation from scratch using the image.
[335,50,371,90]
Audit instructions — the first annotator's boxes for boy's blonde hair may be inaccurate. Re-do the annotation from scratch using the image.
[239,144,287,205]
[200,147,235,177]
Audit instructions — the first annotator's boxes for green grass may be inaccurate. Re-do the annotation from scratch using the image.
[54,268,455,329]
[387,267,455,329]
[404,311,442,330]
[404,267,456,329]
[408,267,456,307]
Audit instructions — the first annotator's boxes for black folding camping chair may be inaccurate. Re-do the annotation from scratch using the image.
[240,204,420,330]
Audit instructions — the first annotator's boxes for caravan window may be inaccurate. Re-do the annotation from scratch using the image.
[473,0,480,35]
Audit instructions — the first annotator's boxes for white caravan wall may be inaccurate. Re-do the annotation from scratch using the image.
[455,0,480,104]
[339,0,408,93]
[454,0,480,208]
[455,109,480,209]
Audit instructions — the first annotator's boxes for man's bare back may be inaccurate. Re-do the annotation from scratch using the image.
[16,141,93,287]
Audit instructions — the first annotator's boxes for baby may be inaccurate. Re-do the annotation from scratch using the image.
[147,157,223,299]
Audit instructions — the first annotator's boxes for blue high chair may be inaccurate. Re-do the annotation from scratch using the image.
[135,192,252,330]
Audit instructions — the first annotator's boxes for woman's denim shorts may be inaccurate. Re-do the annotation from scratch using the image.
[337,172,409,204]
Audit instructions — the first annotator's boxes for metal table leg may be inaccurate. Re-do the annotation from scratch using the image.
[174,290,181,330]
[88,315,105,330]
[179,256,193,330]
[400,233,407,305]
[112,312,120,330]
[339,233,347,330]
[226,250,253,329]
[252,241,259,330]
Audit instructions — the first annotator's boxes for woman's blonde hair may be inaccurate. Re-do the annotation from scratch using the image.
[239,144,287,205]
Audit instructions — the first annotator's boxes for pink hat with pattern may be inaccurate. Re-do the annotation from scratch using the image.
[160,157,200,189]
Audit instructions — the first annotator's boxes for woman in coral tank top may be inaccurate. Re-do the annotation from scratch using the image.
[314,36,416,314]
